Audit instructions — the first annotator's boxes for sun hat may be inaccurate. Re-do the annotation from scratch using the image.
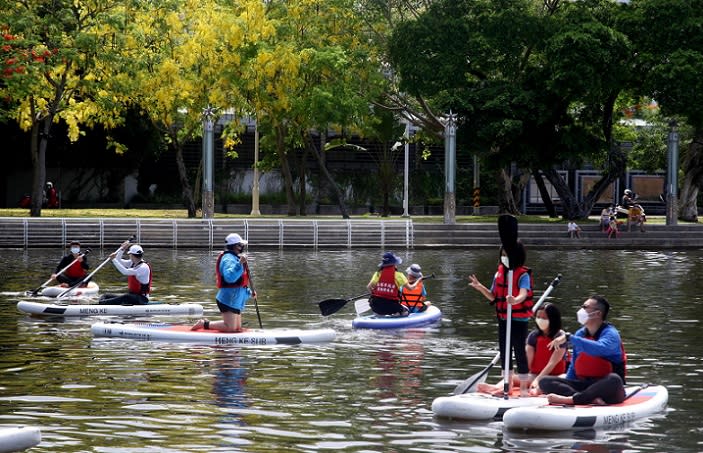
[405,263,422,278]
[379,251,402,267]
[225,233,248,246]
[127,244,144,255]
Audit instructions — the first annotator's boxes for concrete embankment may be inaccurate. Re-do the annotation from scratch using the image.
[0,217,700,250]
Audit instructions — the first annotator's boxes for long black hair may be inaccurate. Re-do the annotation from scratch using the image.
[536,303,563,338]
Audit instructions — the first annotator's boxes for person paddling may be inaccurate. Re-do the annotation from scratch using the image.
[192,233,255,332]
[367,251,420,317]
[99,243,152,305]
[53,240,89,287]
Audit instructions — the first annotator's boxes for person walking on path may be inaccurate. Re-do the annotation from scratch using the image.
[538,295,626,405]
[192,233,255,332]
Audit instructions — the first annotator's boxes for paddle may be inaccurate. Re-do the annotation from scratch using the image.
[452,272,563,395]
[498,214,518,400]
[244,261,263,329]
[354,273,437,315]
[57,235,136,299]
[318,292,371,316]
[27,248,92,296]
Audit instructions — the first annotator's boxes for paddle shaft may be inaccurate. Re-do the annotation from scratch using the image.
[244,261,263,329]
[503,271,513,399]
[531,274,562,313]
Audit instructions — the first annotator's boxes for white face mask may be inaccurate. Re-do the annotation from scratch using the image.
[535,318,550,331]
[70,247,80,254]
[576,308,591,325]
[500,256,510,268]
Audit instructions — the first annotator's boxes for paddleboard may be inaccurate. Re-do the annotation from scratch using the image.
[91,321,337,345]
[0,426,41,453]
[503,384,668,431]
[432,388,548,420]
[17,300,204,317]
[352,303,441,329]
[37,281,100,298]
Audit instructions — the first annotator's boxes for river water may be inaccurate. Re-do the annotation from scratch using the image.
[1,247,702,452]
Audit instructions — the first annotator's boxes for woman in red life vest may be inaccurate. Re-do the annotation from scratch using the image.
[468,241,534,396]
[99,243,152,305]
[367,252,420,316]
[52,240,89,287]
[401,263,430,313]
[539,295,626,405]
[477,302,569,396]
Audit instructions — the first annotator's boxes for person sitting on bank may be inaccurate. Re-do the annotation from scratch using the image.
[538,295,626,405]
[567,220,582,239]
[52,240,89,287]
[99,243,152,305]
[367,252,420,317]
[401,263,431,313]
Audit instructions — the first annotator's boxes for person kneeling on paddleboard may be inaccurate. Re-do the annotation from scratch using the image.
[401,263,431,313]
[367,252,420,317]
[192,233,255,332]
[538,295,626,405]
[99,243,152,305]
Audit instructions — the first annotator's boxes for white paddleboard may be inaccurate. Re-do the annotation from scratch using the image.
[38,281,100,298]
[432,389,548,420]
[503,384,668,431]
[0,426,41,453]
[91,321,336,345]
[17,300,204,317]
[352,303,441,329]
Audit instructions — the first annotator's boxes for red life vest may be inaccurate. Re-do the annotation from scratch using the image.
[64,258,86,279]
[127,261,152,296]
[371,266,400,301]
[493,265,534,320]
[573,324,627,382]
[530,333,568,375]
[215,251,249,288]
[402,281,426,310]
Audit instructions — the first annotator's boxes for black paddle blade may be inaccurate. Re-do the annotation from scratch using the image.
[498,214,518,248]
[318,298,348,316]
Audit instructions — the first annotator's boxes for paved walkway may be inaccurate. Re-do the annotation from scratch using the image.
[0,217,700,249]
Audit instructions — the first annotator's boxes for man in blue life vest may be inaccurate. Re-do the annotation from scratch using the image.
[192,233,255,332]
[100,243,152,305]
[539,295,626,405]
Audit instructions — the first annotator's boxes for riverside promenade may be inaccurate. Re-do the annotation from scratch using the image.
[0,216,701,250]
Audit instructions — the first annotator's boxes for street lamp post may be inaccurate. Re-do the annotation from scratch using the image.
[402,119,410,217]
[251,118,261,216]
[201,106,216,219]
[443,112,457,225]
[666,121,679,225]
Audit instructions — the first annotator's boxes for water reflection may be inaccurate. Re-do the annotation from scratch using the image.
[1,248,702,451]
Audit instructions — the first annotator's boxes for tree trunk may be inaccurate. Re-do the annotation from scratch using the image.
[173,138,197,218]
[497,168,520,215]
[297,146,308,216]
[678,128,703,222]
[276,124,298,216]
[305,133,350,219]
[30,116,52,217]
[531,169,558,217]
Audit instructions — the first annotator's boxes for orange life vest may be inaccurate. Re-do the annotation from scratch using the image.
[402,280,426,310]
[493,265,534,320]
[127,261,152,296]
[215,251,249,288]
[371,266,400,301]
[530,333,568,375]
[573,324,627,383]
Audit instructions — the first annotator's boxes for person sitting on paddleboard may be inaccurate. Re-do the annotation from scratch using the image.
[367,252,420,317]
[468,241,534,396]
[538,295,626,405]
[192,233,255,332]
[477,302,569,396]
[53,240,89,287]
[99,243,152,305]
[401,263,431,313]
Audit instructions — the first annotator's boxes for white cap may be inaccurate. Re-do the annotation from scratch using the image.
[225,233,248,246]
[128,244,143,255]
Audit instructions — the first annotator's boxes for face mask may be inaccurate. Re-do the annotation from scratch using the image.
[500,256,510,268]
[70,247,80,254]
[535,318,549,331]
[576,308,591,325]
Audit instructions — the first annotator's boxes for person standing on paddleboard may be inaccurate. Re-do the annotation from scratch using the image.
[468,241,534,396]
[538,295,626,405]
[192,233,255,332]
[99,243,152,305]
[367,252,421,317]
[53,240,89,287]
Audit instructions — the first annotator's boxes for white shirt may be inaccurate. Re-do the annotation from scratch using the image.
[112,258,150,284]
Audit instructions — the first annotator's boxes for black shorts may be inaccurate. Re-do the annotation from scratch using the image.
[217,300,241,314]
[369,296,405,315]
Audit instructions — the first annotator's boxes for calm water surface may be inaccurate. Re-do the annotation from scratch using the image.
[1,247,702,452]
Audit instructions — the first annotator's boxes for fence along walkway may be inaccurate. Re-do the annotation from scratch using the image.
[0,218,414,250]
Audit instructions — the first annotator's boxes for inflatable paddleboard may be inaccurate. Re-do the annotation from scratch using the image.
[432,388,548,420]
[17,300,204,317]
[352,303,441,329]
[503,385,668,431]
[91,321,337,345]
[37,281,99,298]
[0,426,41,453]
